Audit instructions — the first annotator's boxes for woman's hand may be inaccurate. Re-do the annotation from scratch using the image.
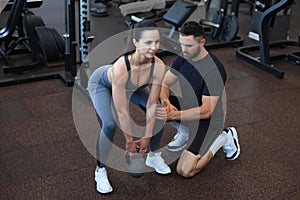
[126,140,138,153]
[134,137,150,153]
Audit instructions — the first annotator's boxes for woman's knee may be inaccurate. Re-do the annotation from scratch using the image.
[102,121,117,139]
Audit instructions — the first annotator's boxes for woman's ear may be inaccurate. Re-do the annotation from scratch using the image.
[133,39,138,48]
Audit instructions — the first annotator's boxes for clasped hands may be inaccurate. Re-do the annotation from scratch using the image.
[125,100,178,154]
[126,137,150,154]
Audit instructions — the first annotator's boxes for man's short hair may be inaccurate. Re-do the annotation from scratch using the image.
[180,21,204,38]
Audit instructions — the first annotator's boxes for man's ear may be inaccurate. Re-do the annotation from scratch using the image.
[200,38,206,46]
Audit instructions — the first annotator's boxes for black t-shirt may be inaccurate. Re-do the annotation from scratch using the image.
[170,53,227,119]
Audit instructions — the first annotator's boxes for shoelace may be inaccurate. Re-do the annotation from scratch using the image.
[95,171,109,182]
[152,153,166,167]
[223,128,235,150]
[223,145,233,152]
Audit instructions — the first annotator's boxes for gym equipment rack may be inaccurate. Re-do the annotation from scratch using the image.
[0,0,90,87]
[236,0,300,79]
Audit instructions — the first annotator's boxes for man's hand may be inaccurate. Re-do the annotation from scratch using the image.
[156,101,179,121]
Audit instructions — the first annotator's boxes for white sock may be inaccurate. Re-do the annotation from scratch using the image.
[209,131,228,156]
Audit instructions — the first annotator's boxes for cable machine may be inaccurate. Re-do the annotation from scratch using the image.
[236,0,300,79]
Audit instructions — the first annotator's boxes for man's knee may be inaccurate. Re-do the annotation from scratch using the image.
[176,163,204,178]
[176,165,194,178]
[176,150,203,178]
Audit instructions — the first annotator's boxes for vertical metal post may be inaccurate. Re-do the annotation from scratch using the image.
[64,0,77,76]
[79,0,90,62]
[79,0,93,62]
[76,0,94,90]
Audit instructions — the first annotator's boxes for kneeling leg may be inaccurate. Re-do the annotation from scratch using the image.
[176,150,213,178]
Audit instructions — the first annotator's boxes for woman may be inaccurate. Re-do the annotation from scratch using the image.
[87,20,171,194]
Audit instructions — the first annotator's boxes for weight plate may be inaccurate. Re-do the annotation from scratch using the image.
[23,13,45,59]
[211,10,223,38]
[35,26,62,62]
[219,15,239,42]
[49,27,65,57]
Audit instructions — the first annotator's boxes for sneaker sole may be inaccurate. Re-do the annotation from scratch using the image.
[95,179,113,194]
[166,143,187,152]
[96,186,113,194]
[226,127,240,160]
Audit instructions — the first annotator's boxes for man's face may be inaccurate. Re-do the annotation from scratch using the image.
[179,34,201,60]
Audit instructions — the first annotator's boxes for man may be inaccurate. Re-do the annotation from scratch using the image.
[156,21,240,177]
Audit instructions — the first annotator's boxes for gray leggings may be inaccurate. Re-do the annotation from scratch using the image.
[88,65,164,168]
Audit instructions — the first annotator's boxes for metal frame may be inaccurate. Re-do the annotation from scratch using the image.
[0,0,79,87]
[161,0,244,54]
[236,0,299,79]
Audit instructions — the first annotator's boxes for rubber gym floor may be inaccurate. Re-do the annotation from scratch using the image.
[0,0,299,199]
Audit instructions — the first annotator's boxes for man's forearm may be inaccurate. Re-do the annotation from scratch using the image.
[173,107,211,121]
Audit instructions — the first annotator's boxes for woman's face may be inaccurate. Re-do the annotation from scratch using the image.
[133,29,160,58]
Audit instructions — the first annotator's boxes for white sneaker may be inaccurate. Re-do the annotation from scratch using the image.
[145,152,171,174]
[166,132,188,152]
[223,127,240,160]
[94,167,113,194]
